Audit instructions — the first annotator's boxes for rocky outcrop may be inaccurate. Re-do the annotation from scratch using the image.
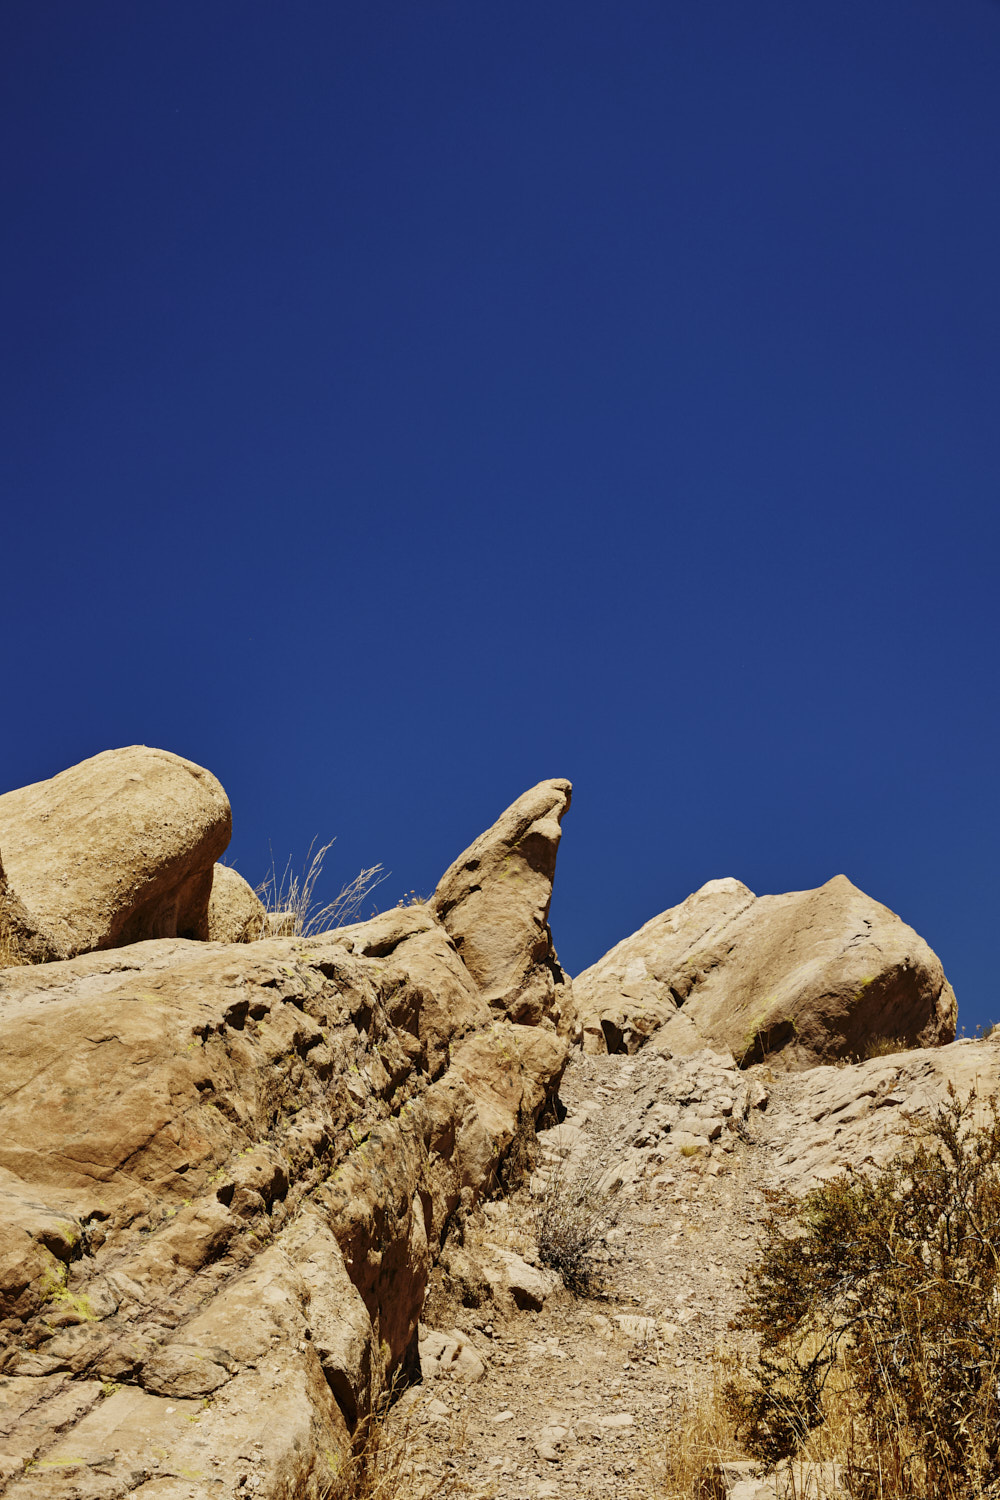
[0,781,571,1498]
[575,874,957,1069]
[0,746,232,962]
[431,778,575,1033]
[763,1036,1000,1195]
[206,863,266,943]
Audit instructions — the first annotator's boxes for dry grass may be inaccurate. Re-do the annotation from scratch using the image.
[646,1361,747,1499]
[0,920,28,967]
[859,1033,910,1061]
[255,838,387,938]
[332,1381,493,1500]
[647,1356,896,1499]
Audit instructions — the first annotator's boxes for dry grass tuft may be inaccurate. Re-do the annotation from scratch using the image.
[859,1033,910,1061]
[534,1159,619,1296]
[0,919,28,968]
[646,1361,746,1499]
[332,1381,493,1500]
[255,838,387,939]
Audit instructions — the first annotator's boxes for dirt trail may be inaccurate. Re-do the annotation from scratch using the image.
[394,1046,778,1499]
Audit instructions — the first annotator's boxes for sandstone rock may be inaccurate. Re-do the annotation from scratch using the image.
[0,746,232,961]
[431,779,575,1030]
[437,1243,492,1308]
[0,919,566,1492]
[765,1035,1000,1195]
[578,878,754,1054]
[206,863,265,943]
[418,1325,487,1381]
[575,874,956,1070]
[534,1421,575,1461]
[281,1207,373,1426]
[482,1248,559,1310]
[334,903,491,1076]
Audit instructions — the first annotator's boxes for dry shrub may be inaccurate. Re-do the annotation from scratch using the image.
[0,919,28,967]
[646,1362,745,1499]
[255,838,387,938]
[332,1381,492,1500]
[724,1085,1000,1499]
[534,1160,619,1296]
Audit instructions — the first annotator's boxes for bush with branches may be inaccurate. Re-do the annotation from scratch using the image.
[724,1085,1000,1499]
[534,1162,619,1296]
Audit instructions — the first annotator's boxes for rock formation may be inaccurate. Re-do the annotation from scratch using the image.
[574,873,956,1068]
[431,778,575,1033]
[0,747,232,961]
[0,758,573,1497]
[0,748,975,1498]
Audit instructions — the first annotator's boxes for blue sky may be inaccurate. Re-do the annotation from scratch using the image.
[2,2,998,1027]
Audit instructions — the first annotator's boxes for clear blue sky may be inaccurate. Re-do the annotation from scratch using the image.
[3,3,998,1028]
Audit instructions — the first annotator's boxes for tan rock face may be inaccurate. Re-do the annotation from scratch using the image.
[206,862,266,943]
[0,746,232,961]
[431,778,575,1031]
[767,1037,1000,1195]
[575,874,956,1069]
[0,903,566,1494]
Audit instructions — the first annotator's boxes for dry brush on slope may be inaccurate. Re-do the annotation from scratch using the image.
[725,1086,1000,1500]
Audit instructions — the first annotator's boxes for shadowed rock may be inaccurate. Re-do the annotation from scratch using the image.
[206,862,266,943]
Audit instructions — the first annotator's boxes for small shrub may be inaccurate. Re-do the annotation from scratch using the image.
[724,1085,1000,1499]
[534,1161,619,1296]
[859,1033,909,1061]
[498,1103,539,1194]
[255,838,387,938]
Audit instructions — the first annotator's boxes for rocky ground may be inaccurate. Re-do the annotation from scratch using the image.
[393,1044,776,1500]
[396,1029,1000,1500]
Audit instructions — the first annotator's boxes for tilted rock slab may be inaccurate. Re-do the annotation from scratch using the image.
[431,778,575,1032]
[574,873,956,1070]
[0,775,573,1497]
[0,746,232,961]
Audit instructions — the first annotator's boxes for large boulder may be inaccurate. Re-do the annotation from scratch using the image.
[431,778,575,1031]
[0,746,232,961]
[575,874,957,1070]
[206,862,266,943]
